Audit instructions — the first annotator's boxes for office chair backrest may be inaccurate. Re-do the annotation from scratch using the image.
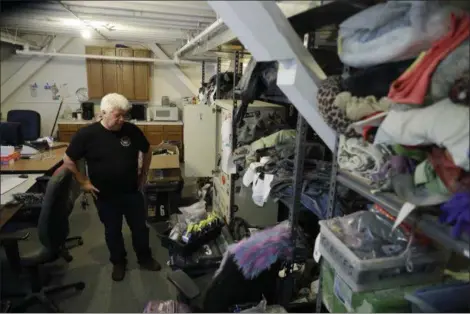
[7,110,41,141]
[0,122,24,146]
[37,167,74,252]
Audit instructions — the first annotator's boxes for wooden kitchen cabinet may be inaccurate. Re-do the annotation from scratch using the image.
[163,125,183,143]
[165,132,182,143]
[58,123,183,159]
[85,46,151,101]
[133,50,150,101]
[85,47,103,99]
[146,131,164,145]
[102,48,118,95]
[58,123,83,142]
[116,48,135,99]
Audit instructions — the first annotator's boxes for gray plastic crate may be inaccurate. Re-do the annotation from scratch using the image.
[319,211,449,292]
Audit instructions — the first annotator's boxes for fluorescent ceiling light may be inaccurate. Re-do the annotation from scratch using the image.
[81,29,91,39]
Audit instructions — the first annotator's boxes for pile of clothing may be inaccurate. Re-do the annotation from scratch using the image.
[316,1,470,237]
[232,126,347,220]
[198,72,239,106]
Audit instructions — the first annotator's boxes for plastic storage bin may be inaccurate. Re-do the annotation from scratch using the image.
[405,282,470,313]
[321,259,437,313]
[319,211,448,292]
[155,221,223,257]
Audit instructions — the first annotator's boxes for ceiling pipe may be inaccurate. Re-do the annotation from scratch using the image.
[15,49,202,65]
[0,31,41,50]
[174,18,224,59]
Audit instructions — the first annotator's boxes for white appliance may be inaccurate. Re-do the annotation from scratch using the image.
[184,100,285,225]
[154,106,179,121]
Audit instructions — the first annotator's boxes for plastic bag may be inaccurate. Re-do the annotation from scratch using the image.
[326,211,411,259]
[178,201,207,224]
[240,299,267,313]
[143,300,191,313]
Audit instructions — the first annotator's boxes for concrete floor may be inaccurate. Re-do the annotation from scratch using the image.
[1,170,199,313]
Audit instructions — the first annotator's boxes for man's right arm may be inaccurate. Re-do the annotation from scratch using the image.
[63,154,88,186]
[63,130,100,198]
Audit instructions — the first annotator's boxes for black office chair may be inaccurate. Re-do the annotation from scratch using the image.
[6,164,84,253]
[0,122,24,146]
[167,255,280,313]
[7,110,41,141]
[0,168,85,312]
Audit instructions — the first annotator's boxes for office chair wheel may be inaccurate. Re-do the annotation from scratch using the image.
[77,239,84,246]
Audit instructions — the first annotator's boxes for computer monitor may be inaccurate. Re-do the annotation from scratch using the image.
[0,122,24,146]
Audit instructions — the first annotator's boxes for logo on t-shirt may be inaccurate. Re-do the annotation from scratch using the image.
[120,136,131,147]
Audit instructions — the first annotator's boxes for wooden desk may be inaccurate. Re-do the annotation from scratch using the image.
[1,146,67,174]
[0,204,23,230]
[0,174,42,228]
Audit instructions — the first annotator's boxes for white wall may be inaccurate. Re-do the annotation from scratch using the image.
[1,38,87,136]
[1,37,204,136]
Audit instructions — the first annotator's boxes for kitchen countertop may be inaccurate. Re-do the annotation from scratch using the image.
[58,119,183,125]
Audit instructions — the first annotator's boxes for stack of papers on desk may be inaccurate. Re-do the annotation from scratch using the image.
[21,145,39,156]
[1,176,27,195]
[1,146,15,157]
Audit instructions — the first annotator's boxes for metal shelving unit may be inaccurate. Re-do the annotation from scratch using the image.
[213,49,243,224]
[208,0,470,312]
[338,170,470,258]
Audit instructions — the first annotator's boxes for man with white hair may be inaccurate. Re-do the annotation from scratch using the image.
[63,93,160,282]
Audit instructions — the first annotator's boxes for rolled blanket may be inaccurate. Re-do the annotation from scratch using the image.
[337,135,391,182]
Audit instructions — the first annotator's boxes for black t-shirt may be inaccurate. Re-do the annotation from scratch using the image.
[66,122,150,198]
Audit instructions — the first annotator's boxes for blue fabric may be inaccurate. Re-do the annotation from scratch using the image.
[440,192,470,238]
[273,182,343,220]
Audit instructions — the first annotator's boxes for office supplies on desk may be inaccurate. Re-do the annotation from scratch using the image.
[20,145,39,156]
[25,140,49,151]
[1,177,27,195]
[1,146,15,156]
[1,144,67,174]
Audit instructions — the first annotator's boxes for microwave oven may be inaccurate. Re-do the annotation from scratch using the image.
[153,106,179,121]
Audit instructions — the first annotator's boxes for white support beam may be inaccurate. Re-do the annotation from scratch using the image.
[208,1,336,151]
[0,32,41,50]
[148,43,199,96]
[179,2,324,58]
[1,36,72,104]
[180,27,236,58]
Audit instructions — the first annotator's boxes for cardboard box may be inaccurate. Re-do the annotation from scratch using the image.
[150,143,180,169]
[147,168,181,184]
